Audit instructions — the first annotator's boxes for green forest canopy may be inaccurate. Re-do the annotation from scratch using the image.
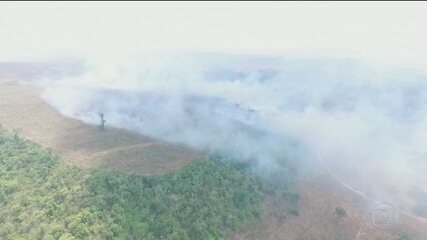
[0,126,296,240]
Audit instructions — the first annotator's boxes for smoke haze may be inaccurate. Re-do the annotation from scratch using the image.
[2,1,427,219]
[39,53,427,212]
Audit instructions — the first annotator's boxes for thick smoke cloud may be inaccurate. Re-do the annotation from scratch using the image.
[42,53,427,214]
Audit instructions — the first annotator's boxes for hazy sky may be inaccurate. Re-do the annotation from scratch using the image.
[1,2,427,68]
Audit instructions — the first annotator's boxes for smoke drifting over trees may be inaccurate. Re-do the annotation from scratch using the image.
[39,53,427,212]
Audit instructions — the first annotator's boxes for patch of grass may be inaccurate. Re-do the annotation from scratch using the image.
[398,233,413,240]
[335,208,347,218]
[289,208,300,216]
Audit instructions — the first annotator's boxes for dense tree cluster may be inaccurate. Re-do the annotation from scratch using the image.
[0,127,270,240]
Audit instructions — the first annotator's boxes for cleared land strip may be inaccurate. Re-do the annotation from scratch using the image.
[0,76,202,174]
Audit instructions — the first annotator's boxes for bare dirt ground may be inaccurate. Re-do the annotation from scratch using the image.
[233,174,427,240]
[232,159,427,240]
[1,63,426,239]
[0,68,203,175]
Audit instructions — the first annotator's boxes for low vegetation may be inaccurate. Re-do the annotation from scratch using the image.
[398,234,413,240]
[335,208,347,218]
[0,126,297,240]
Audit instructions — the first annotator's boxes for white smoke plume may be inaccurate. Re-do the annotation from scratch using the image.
[39,53,427,216]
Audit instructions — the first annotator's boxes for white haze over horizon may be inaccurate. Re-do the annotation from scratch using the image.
[1,2,427,214]
[1,2,427,69]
